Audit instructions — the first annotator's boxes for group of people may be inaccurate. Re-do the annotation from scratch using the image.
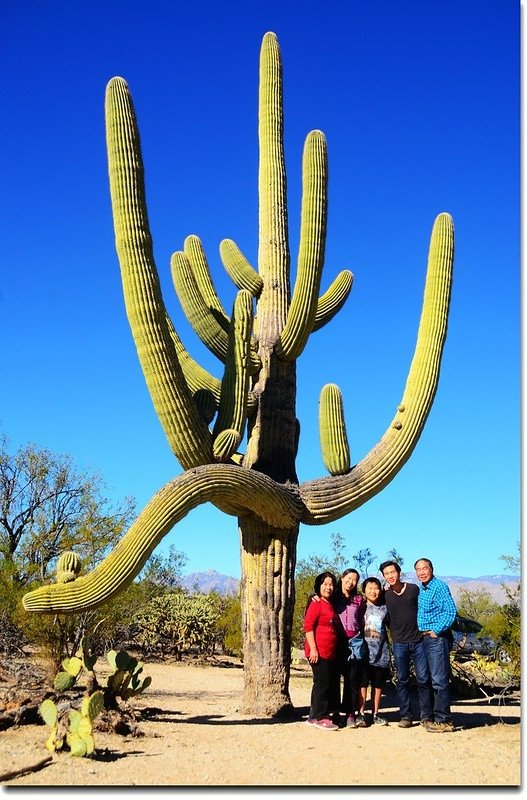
[303,558,457,733]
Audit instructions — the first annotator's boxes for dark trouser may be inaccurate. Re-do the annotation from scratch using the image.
[392,639,433,721]
[309,657,338,720]
[336,643,365,715]
[422,633,453,723]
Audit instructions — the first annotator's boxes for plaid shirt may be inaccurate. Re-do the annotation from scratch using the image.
[417,575,457,635]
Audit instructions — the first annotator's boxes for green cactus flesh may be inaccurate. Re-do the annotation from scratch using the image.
[219,238,263,296]
[54,671,76,691]
[313,270,354,332]
[82,690,104,720]
[39,699,58,728]
[56,551,82,583]
[275,130,328,361]
[319,383,351,475]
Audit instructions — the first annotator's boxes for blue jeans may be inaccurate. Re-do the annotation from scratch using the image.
[422,633,453,723]
[392,639,433,721]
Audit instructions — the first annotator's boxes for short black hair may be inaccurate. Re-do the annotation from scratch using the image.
[379,560,401,575]
[362,576,382,594]
[314,571,337,596]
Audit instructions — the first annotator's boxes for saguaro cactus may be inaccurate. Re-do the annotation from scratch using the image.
[24,32,454,716]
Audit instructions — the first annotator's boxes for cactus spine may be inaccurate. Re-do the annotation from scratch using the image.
[24,33,454,717]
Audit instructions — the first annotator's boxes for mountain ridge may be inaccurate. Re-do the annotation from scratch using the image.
[181,569,519,603]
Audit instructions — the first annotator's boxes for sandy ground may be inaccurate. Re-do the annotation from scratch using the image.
[0,658,521,789]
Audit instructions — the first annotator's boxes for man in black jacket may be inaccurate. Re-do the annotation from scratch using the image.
[380,560,434,728]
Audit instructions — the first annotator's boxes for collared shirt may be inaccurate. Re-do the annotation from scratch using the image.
[416,575,457,635]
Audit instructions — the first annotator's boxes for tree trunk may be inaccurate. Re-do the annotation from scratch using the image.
[239,514,298,716]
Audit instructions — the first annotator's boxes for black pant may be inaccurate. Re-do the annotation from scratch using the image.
[336,640,365,715]
[309,657,338,720]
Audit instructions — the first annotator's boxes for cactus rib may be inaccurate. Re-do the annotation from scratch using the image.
[257,31,290,339]
[275,130,328,360]
[213,290,253,460]
[313,269,354,332]
[22,463,303,613]
[220,238,263,296]
[319,383,351,475]
[299,212,454,522]
[105,77,213,469]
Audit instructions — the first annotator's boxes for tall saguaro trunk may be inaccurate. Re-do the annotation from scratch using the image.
[239,517,298,715]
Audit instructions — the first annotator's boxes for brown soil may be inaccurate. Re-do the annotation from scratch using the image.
[0,658,520,787]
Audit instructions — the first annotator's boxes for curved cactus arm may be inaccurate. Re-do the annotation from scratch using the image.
[184,235,231,333]
[106,77,213,468]
[171,249,230,363]
[22,464,303,614]
[213,290,254,461]
[319,383,351,476]
[275,130,328,360]
[299,213,454,522]
[258,32,290,337]
[220,238,263,297]
[313,269,354,332]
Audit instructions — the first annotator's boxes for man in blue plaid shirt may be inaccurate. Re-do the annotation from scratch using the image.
[414,558,457,732]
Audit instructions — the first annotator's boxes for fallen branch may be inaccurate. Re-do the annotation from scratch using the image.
[0,755,53,783]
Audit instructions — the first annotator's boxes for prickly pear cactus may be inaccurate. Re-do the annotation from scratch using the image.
[39,691,104,757]
[53,655,84,691]
[106,649,152,703]
[23,32,454,717]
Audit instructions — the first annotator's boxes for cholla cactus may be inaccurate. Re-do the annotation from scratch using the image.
[24,33,454,716]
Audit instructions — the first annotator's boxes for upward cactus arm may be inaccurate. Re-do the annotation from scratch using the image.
[171,249,230,363]
[275,130,328,360]
[184,235,231,332]
[299,213,454,523]
[105,77,213,468]
[313,269,354,332]
[258,31,290,337]
[213,290,254,461]
[22,465,302,614]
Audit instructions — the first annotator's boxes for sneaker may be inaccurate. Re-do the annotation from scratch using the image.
[312,718,339,730]
[355,714,368,728]
[305,717,315,725]
[373,714,388,726]
[398,718,413,728]
[346,715,357,728]
[420,718,433,728]
[426,720,455,733]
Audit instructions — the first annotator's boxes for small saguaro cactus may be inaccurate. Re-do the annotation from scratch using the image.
[56,551,82,584]
[24,33,454,716]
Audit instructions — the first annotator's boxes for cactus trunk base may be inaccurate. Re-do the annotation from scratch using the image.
[239,516,298,716]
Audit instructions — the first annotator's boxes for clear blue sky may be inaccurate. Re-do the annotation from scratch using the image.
[1,1,520,579]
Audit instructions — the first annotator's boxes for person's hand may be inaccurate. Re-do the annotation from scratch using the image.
[308,647,319,664]
[424,630,437,638]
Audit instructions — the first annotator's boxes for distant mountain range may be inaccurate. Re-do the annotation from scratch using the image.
[181,569,519,604]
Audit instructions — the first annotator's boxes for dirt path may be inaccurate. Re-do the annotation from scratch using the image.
[0,659,520,787]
